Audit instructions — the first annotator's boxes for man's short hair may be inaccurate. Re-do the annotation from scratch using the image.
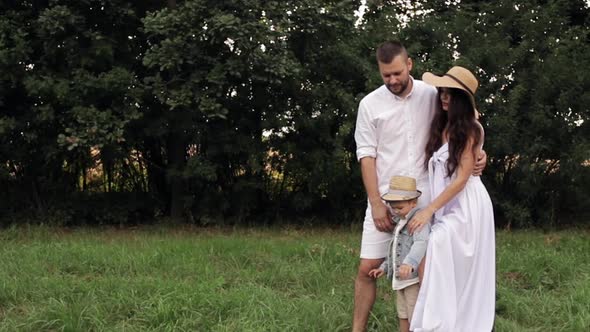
[376,41,408,63]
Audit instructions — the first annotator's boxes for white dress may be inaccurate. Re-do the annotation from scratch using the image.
[410,142,496,332]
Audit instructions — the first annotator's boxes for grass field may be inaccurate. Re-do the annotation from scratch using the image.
[0,225,588,331]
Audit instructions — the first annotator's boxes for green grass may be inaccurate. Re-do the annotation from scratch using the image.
[0,225,588,331]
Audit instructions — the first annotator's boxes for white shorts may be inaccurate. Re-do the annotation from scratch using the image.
[360,206,393,259]
[360,183,431,259]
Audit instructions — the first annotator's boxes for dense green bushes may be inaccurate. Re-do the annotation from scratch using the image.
[1,1,588,227]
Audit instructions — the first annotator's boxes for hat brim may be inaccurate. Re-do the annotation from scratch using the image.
[423,72,469,91]
[381,190,422,202]
[422,72,479,116]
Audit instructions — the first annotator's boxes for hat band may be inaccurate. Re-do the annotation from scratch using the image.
[385,189,420,197]
[444,73,475,96]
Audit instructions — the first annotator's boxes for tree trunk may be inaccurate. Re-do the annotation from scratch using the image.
[144,138,168,210]
[167,129,186,221]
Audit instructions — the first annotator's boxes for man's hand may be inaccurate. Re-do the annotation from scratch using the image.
[398,264,413,279]
[473,149,487,176]
[360,157,394,232]
[371,200,394,232]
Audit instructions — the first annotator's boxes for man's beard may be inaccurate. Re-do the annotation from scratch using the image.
[387,78,409,96]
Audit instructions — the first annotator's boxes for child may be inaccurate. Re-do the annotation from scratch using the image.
[368,175,430,332]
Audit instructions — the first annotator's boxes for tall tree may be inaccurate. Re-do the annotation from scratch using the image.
[141,0,307,221]
[0,1,158,219]
[373,0,590,227]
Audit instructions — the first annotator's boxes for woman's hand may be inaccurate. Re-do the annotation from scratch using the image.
[408,209,434,235]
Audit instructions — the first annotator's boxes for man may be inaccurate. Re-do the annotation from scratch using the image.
[352,41,485,331]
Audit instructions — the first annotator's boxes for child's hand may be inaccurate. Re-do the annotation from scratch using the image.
[368,268,385,279]
[398,264,413,279]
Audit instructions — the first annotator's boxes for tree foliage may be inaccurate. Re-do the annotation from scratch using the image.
[0,0,588,227]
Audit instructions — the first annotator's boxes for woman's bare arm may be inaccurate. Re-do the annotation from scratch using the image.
[407,138,479,234]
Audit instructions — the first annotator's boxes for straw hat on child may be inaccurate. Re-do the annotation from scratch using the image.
[381,176,422,202]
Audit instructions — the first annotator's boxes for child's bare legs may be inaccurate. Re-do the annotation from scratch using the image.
[399,318,410,332]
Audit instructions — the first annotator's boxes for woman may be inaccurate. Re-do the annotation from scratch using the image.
[407,66,496,331]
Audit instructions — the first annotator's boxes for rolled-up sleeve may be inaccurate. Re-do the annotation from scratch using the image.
[355,100,377,161]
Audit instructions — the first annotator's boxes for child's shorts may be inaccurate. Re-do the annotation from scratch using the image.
[396,283,420,320]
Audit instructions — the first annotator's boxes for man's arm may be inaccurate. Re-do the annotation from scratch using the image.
[360,157,394,232]
[408,137,478,234]
[472,121,487,176]
[473,149,487,176]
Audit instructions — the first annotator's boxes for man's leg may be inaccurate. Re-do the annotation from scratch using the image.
[352,258,384,332]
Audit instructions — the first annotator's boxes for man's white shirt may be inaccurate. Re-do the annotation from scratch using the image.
[355,78,438,202]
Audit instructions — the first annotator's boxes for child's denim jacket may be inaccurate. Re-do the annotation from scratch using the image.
[379,207,430,281]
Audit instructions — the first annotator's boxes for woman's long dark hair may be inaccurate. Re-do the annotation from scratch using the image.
[424,88,481,176]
